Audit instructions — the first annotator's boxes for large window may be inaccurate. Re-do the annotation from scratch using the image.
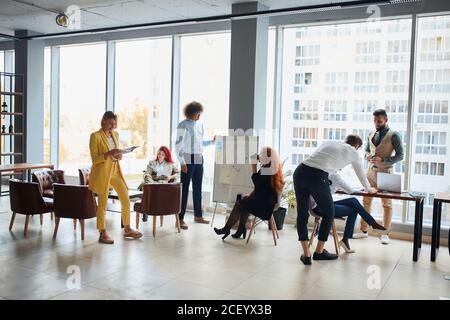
[0,51,4,73]
[179,32,231,202]
[114,38,172,184]
[58,43,106,175]
[43,48,51,164]
[409,15,450,225]
[280,19,412,222]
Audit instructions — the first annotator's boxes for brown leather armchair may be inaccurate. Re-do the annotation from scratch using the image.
[9,179,54,236]
[53,183,97,240]
[78,167,91,186]
[134,183,182,237]
[32,169,66,198]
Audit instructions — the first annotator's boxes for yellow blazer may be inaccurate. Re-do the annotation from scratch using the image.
[88,129,127,195]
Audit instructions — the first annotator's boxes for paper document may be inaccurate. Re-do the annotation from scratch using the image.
[120,146,139,154]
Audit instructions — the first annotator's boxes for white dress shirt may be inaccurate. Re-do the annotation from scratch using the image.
[302,141,371,192]
[175,119,213,165]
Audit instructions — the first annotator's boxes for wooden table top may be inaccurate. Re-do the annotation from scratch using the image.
[0,163,54,172]
[336,190,424,201]
[108,189,143,200]
[435,192,450,203]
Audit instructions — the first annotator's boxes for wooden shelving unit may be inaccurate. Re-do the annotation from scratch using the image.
[0,72,25,195]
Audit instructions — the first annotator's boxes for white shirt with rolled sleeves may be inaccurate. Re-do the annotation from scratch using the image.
[302,141,371,192]
[175,119,213,166]
[309,173,361,210]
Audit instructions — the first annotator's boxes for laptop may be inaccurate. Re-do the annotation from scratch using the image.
[377,172,402,193]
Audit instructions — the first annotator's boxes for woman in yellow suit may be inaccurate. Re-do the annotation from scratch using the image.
[89,111,143,244]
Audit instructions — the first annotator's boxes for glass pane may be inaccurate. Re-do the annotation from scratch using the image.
[280,19,411,222]
[43,48,51,164]
[59,43,106,175]
[409,15,450,227]
[0,51,4,73]
[114,38,172,187]
[179,32,231,203]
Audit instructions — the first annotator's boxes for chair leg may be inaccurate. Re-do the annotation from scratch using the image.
[53,217,60,239]
[24,215,30,237]
[80,219,85,240]
[271,216,280,239]
[51,212,54,221]
[40,214,43,226]
[332,222,340,255]
[9,212,16,231]
[160,215,164,227]
[270,218,277,246]
[246,216,257,244]
[175,214,181,233]
[136,212,139,229]
[309,220,319,248]
[73,219,77,230]
[152,216,156,238]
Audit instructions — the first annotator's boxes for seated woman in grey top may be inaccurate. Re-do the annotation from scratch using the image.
[138,146,180,190]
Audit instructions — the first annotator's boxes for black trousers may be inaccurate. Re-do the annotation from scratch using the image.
[293,164,335,242]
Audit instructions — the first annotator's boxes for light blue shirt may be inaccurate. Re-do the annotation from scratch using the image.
[175,119,213,165]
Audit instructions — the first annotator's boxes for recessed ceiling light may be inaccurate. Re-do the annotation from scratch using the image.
[56,13,69,28]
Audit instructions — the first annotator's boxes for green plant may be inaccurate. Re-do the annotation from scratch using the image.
[279,157,296,209]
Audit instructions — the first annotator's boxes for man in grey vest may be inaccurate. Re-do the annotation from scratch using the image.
[354,109,404,245]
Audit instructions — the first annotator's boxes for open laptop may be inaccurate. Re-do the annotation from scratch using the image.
[377,172,402,193]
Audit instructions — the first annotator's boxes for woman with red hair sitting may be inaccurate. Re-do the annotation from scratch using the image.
[214,147,284,240]
[138,146,180,189]
[139,146,180,222]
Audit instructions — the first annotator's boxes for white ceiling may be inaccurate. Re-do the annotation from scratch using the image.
[0,0,356,37]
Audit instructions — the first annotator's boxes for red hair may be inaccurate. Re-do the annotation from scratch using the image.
[156,146,174,163]
[260,147,284,199]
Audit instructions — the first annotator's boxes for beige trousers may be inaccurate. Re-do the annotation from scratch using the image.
[361,167,393,232]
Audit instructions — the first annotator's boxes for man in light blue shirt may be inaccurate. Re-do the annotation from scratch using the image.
[175,101,215,229]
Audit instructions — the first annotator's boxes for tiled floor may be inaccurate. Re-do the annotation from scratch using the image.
[0,196,449,300]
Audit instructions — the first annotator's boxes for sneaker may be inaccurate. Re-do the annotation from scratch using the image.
[194,216,210,224]
[353,231,368,239]
[300,255,312,265]
[380,234,390,245]
[313,249,338,261]
[179,220,188,230]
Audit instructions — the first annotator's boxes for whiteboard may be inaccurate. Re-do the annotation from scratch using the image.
[213,135,259,204]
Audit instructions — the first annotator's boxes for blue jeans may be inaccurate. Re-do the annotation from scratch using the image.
[180,154,204,220]
[314,197,376,239]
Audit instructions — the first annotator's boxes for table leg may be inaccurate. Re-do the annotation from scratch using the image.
[431,199,438,262]
[419,199,424,249]
[436,202,442,248]
[413,199,421,262]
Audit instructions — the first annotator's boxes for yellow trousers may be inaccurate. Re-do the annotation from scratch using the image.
[96,162,130,230]
[361,167,393,232]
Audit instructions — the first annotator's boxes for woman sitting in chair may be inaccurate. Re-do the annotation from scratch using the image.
[214,147,284,240]
[309,172,387,253]
[138,146,180,189]
[138,146,180,222]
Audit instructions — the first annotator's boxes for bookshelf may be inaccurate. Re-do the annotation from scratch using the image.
[0,72,25,194]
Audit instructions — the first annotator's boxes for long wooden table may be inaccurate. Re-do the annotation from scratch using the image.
[336,190,425,262]
[0,163,55,196]
[431,192,450,262]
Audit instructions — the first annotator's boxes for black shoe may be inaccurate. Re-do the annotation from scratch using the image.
[300,255,312,265]
[214,227,230,240]
[312,249,338,261]
[231,228,247,239]
[142,214,148,222]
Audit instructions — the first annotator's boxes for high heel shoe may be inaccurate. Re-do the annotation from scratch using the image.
[231,228,247,239]
[339,239,356,253]
[214,227,230,240]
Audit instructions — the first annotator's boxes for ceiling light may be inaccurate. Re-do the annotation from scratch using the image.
[56,13,69,27]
